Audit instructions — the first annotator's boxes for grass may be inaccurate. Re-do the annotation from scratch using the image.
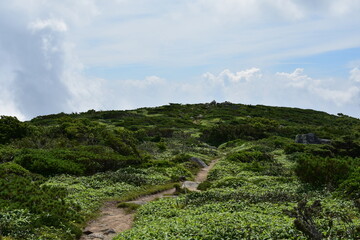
[117,202,142,213]
[116,183,176,203]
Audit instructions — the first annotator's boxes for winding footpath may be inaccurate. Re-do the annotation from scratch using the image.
[80,158,219,240]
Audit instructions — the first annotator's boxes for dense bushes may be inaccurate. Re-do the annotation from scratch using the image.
[13,147,144,177]
[0,163,82,239]
[294,154,357,188]
[201,123,268,146]
[0,116,28,144]
[338,167,360,198]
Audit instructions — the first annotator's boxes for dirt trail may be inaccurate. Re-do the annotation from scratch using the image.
[80,188,175,240]
[195,158,218,182]
[80,158,218,240]
[182,158,219,191]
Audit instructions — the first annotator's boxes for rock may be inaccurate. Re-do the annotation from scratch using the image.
[295,133,330,144]
[102,228,116,235]
[88,233,104,239]
[83,230,93,235]
[181,181,199,191]
[189,157,208,168]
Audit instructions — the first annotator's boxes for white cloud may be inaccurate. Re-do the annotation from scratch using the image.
[0,1,104,119]
[29,19,68,32]
[74,0,360,67]
[310,86,359,106]
[203,68,261,86]
[276,68,360,106]
[1,0,360,119]
[350,67,360,82]
[276,68,310,88]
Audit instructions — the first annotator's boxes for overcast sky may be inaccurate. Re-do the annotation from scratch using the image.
[1,0,360,120]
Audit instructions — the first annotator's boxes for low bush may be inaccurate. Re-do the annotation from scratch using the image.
[294,154,356,188]
[14,147,145,176]
[0,166,82,239]
[171,153,192,163]
[337,167,360,199]
[226,150,273,163]
[212,177,247,189]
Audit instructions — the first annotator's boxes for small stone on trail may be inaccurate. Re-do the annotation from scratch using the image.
[89,233,104,239]
[102,228,116,235]
[83,230,93,235]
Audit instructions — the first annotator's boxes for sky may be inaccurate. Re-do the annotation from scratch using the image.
[1,0,360,120]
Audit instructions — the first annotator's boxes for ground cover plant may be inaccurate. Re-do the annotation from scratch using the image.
[1,102,360,239]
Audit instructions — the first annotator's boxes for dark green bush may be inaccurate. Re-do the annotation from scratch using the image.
[201,123,267,147]
[294,154,355,187]
[14,150,84,176]
[0,146,20,163]
[0,116,28,144]
[14,147,145,176]
[172,154,192,163]
[284,143,334,157]
[338,167,360,199]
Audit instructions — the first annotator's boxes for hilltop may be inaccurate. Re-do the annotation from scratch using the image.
[1,102,360,239]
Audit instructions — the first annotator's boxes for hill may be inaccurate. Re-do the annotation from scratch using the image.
[1,102,360,239]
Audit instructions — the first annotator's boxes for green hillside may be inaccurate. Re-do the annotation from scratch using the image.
[1,102,360,239]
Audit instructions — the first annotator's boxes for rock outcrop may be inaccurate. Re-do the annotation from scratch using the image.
[295,133,330,144]
[189,157,208,168]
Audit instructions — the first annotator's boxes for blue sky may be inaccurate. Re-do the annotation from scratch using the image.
[0,0,360,119]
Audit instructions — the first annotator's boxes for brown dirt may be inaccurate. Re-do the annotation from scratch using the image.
[80,189,175,240]
[195,158,218,182]
[80,158,219,240]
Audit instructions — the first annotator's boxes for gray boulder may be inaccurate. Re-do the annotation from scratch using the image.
[295,133,330,144]
[189,157,208,168]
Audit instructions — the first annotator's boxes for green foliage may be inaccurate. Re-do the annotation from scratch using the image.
[338,167,360,199]
[226,150,273,163]
[0,147,19,163]
[0,116,28,144]
[117,202,141,213]
[14,149,84,176]
[284,143,335,157]
[0,209,36,239]
[13,147,144,177]
[294,154,356,187]
[171,153,191,163]
[0,167,82,239]
[3,102,360,239]
[201,123,267,146]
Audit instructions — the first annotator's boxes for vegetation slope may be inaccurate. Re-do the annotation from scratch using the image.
[1,102,360,239]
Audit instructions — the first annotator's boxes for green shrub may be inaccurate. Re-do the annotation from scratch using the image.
[197,181,212,191]
[0,171,82,239]
[338,167,360,199]
[0,147,20,163]
[172,154,191,163]
[14,150,84,176]
[226,151,273,163]
[0,116,28,144]
[0,162,31,177]
[213,177,246,189]
[0,209,36,239]
[294,154,355,187]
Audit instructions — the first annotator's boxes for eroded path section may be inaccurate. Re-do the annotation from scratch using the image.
[80,158,219,240]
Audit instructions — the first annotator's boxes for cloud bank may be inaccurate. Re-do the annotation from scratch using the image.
[0,0,360,119]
